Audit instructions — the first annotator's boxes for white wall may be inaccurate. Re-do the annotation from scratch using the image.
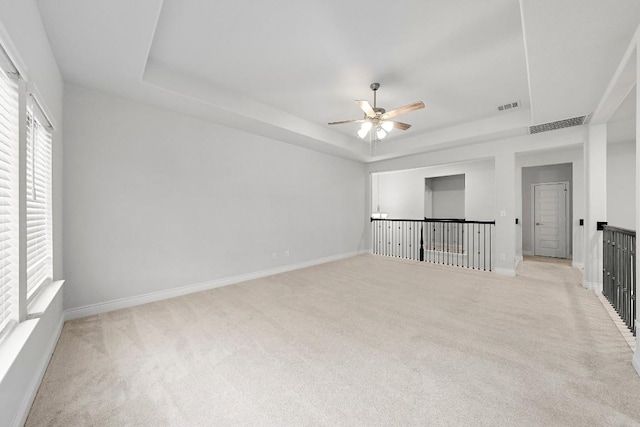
[373,169,424,219]
[607,140,636,229]
[372,160,495,220]
[63,85,367,311]
[428,174,465,218]
[0,1,65,426]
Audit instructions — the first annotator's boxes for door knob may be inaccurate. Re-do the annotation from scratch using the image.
[536,222,542,225]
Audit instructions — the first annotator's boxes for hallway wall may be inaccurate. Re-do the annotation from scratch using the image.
[607,140,636,229]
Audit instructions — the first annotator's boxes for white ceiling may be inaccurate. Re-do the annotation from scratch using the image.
[35,0,640,162]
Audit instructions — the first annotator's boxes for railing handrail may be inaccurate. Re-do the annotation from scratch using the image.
[370,217,495,225]
[602,224,636,237]
[370,218,424,222]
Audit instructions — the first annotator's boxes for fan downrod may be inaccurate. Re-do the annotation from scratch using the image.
[369,82,385,114]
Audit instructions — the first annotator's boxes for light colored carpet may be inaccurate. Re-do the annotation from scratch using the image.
[26,255,640,426]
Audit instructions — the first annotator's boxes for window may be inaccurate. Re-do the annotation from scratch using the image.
[26,99,53,300]
[0,46,19,336]
[0,41,56,338]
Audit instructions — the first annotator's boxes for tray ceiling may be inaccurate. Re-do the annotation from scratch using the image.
[35,0,640,161]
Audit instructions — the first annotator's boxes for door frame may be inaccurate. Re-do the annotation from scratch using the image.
[531,181,570,259]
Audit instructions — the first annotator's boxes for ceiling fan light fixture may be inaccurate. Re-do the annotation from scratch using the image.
[381,121,393,132]
[327,82,424,144]
[360,121,372,131]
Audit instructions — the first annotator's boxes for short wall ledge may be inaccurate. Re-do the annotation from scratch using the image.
[27,280,65,320]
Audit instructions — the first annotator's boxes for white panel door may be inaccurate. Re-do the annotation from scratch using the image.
[534,183,567,258]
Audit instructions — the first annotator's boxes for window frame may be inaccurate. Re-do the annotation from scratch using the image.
[0,39,56,340]
[25,95,53,302]
[0,50,20,338]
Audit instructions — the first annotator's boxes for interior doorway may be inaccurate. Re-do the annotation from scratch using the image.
[533,182,569,258]
[521,163,573,260]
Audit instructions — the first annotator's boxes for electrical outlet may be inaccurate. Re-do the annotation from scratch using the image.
[500,210,506,217]
[499,253,506,260]
[285,250,290,257]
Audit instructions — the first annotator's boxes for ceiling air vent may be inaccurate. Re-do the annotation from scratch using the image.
[497,101,519,111]
[528,116,588,134]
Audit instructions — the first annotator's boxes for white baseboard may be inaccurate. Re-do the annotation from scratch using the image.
[494,267,516,277]
[65,250,367,321]
[515,255,523,268]
[583,281,603,292]
[572,261,584,270]
[523,250,534,256]
[633,350,640,377]
[13,316,64,427]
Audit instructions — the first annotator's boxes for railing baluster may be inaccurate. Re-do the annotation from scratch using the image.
[456,223,460,267]
[489,223,493,272]
[393,222,397,258]
[472,223,476,269]
[402,222,406,259]
[372,218,495,272]
[419,223,424,261]
[484,224,487,271]
[389,220,392,257]
[416,222,418,260]
[432,222,436,263]
[389,221,392,257]
[446,222,450,266]
[371,218,498,272]
[405,222,409,259]
[632,240,636,335]
[466,222,469,269]
[408,222,412,260]
[602,225,636,337]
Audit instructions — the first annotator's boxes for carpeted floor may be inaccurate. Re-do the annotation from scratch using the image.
[26,255,640,426]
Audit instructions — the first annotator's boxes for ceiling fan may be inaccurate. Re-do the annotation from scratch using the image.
[329,82,424,141]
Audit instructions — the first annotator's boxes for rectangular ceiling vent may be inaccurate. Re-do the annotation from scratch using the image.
[528,115,589,134]
[497,101,519,111]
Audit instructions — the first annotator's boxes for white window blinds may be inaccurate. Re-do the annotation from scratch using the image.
[26,99,52,299]
[0,59,19,335]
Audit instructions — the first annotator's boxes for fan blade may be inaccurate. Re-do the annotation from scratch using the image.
[356,100,376,117]
[328,119,366,125]
[389,121,412,130]
[381,101,425,120]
